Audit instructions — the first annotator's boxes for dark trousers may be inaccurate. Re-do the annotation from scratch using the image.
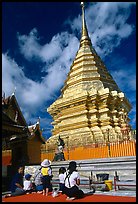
[63,185,84,198]
[59,183,65,192]
[42,176,51,189]
[11,188,26,196]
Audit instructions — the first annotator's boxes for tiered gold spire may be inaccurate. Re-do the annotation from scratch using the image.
[46,2,132,151]
[61,2,120,96]
[80,2,92,48]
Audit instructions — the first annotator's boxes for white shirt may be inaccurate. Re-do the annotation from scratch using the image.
[63,171,80,188]
[59,173,64,184]
[23,180,32,190]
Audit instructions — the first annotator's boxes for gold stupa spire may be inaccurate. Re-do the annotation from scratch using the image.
[80,2,91,48]
[81,2,89,40]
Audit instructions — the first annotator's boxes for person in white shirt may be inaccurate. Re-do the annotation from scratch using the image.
[63,161,84,200]
[58,167,66,193]
[23,174,34,194]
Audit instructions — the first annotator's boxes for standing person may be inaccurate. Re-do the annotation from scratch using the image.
[23,174,34,194]
[4,166,26,197]
[34,167,43,193]
[63,161,84,200]
[41,159,52,196]
[58,167,66,193]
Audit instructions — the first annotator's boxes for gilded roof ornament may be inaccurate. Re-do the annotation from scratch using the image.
[12,86,16,96]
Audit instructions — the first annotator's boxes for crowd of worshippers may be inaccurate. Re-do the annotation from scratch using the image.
[4,159,95,200]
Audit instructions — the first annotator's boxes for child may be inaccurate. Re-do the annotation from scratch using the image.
[41,159,52,196]
[23,174,34,194]
[58,167,66,193]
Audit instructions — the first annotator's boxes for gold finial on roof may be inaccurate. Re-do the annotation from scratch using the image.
[12,86,16,96]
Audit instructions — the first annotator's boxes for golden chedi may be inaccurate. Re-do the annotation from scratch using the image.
[46,3,132,151]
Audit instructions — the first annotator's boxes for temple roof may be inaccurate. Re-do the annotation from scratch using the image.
[2,93,30,138]
[2,93,27,126]
[28,120,45,143]
[2,94,30,150]
[2,94,45,148]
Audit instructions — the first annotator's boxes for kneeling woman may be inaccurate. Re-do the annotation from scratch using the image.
[63,161,84,200]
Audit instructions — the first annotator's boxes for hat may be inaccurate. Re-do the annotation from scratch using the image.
[25,174,32,180]
[41,159,51,167]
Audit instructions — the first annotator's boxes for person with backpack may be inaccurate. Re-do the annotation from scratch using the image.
[41,159,53,196]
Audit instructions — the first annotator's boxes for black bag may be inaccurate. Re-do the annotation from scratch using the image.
[96,173,109,181]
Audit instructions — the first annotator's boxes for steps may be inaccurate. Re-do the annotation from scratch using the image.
[24,156,136,190]
[50,156,136,181]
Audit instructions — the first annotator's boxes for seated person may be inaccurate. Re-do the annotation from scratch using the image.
[63,161,84,200]
[58,167,66,193]
[34,167,43,193]
[4,166,26,197]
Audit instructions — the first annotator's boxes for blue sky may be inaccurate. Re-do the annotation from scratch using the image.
[2,2,136,140]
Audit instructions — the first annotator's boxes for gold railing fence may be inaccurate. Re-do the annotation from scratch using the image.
[41,140,136,161]
[2,140,136,165]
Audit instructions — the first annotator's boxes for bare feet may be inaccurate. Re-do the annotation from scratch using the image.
[3,194,11,198]
[37,191,42,194]
[66,197,75,200]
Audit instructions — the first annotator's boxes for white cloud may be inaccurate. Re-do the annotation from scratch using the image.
[110,60,136,129]
[2,53,50,121]
[67,2,135,58]
[2,53,25,96]
[18,30,79,64]
[17,29,79,96]
[17,28,41,61]
[44,35,79,91]
[111,63,136,92]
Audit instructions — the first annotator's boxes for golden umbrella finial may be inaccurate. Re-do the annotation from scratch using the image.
[80,2,89,38]
[81,2,85,10]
